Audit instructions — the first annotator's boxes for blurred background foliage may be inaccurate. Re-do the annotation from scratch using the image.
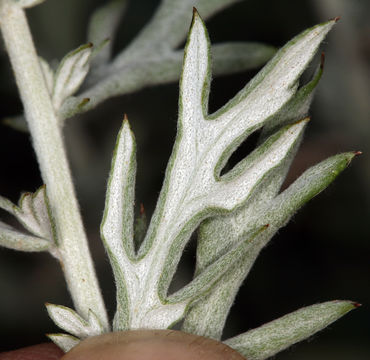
[0,0,369,358]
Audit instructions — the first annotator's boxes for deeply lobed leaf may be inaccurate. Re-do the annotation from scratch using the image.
[87,0,128,70]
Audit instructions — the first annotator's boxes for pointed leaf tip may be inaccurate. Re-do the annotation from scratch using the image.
[294,116,310,126]
[191,7,203,25]
[344,151,362,166]
[78,98,90,109]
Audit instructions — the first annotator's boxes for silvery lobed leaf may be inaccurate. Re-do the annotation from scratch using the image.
[102,11,335,331]
[182,15,338,339]
[52,43,93,111]
[46,333,80,353]
[143,10,333,296]
[224,301,359,360]
[46,303,105,339]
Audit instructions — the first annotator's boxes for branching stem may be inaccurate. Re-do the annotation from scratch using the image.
[0,0,108,328]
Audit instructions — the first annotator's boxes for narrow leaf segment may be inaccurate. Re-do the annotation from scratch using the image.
[224,301,358,360]
[100,118,136,330]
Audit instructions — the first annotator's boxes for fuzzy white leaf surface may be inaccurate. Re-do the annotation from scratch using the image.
[181,15,336,339]
[52,44,93,111]
[0,186,55,251]
[47,333,80,353]
[101,119,136,330]
[46,303,105,339]
[13,186,54,240]
[101,12,338,333]
[0,222,50,251]
[183,56,326,339]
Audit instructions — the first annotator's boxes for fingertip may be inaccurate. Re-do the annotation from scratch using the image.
[0,343,63,360]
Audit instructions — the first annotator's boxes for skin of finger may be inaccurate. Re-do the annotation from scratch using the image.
[0,343,63,360]
[61,330,246,360]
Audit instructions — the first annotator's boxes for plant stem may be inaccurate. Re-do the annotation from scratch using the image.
[0,0,108,328]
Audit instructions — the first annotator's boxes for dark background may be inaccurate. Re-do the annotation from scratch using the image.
[0,0,369,358]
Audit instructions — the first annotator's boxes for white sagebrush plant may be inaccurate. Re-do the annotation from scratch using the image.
[0,0,360,358]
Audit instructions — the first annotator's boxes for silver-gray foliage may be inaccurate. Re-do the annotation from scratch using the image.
[0,1,358,358]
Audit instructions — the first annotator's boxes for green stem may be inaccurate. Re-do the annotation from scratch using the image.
[0,0,108,328]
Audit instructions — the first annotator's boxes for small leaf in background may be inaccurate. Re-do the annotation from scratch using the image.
[52,44,93,111]
[2,114,28,132]
[224,301,359,360]
[87,0,128,69]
